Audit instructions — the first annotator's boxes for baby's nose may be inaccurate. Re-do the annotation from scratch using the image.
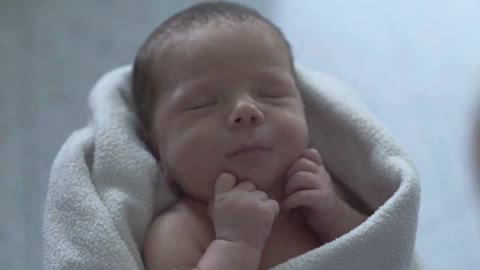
[228,100,264,128]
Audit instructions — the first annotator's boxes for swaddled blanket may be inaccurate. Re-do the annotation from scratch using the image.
[43,65,422,270]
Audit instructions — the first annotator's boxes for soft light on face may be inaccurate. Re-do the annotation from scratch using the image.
[151,23,309,202]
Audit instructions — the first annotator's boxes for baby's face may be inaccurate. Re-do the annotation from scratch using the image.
[150,23,308,202]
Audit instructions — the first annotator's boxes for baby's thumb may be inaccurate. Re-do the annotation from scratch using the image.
[214,173,236,196]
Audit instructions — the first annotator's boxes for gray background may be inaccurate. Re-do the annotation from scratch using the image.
[2,0,480,269]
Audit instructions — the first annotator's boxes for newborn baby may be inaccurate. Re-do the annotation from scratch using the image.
[132,2,368,269]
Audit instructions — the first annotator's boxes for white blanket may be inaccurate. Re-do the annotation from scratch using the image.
[43,65,422,270]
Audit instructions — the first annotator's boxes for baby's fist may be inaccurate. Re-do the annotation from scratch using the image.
[210,173,279,250]
[282,148,337,213]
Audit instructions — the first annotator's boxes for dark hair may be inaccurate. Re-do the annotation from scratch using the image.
[132,1,294,149]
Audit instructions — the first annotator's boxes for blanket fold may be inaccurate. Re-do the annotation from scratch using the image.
[43,65,421,270]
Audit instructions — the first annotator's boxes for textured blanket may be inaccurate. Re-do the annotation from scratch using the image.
[43,65,421,270]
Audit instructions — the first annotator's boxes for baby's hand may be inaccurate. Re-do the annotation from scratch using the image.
[210,173,279,251]
[282,148,352,240]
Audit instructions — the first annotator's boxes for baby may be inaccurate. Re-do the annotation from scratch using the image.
[132,2,368,269]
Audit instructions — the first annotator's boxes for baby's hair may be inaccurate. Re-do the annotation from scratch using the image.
[132,1,295,150]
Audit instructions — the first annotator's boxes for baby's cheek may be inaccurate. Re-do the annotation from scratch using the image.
[268,114,308,183]
[168,132,220,201]
[279,114,309,155]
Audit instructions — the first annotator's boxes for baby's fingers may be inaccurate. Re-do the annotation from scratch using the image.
[286,158,318,179]
[282,190,317,211]
[214,173,237,196]
[301,148,323,166]
[285,171,319,197]
[251,190,268,201]
[234,181,256,192]
[264,199,280,217]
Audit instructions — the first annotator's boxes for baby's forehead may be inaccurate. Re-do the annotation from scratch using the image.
[154,21,286,58]
[153,32,290,78]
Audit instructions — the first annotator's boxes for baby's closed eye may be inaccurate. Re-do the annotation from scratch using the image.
[181,95,218,111]
[186,99,218,110]
[255,85,296,102]
[257,88,287,98]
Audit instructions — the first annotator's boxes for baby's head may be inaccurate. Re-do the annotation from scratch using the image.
[133,1,309,202]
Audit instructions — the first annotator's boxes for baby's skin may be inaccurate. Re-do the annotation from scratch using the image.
[198,149,367,269]
[144,148,366,270]
[142,21,367,270]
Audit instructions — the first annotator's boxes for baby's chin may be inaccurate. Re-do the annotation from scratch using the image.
[180,169,283,204]
[228,167,283,191]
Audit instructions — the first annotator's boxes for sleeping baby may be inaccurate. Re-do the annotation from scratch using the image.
[132,2,368,269]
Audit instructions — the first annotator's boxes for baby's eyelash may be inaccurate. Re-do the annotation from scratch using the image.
[257,89,287,99]
[259,93,283,98]
[185,100,217,111]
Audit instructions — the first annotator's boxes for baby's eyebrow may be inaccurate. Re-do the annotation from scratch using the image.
[183,77,218,92]
[170,77,217,104]
[251,70,295,86]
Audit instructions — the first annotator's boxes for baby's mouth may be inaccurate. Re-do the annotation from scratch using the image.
[230,147,267,156]
[227,142,271,157]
